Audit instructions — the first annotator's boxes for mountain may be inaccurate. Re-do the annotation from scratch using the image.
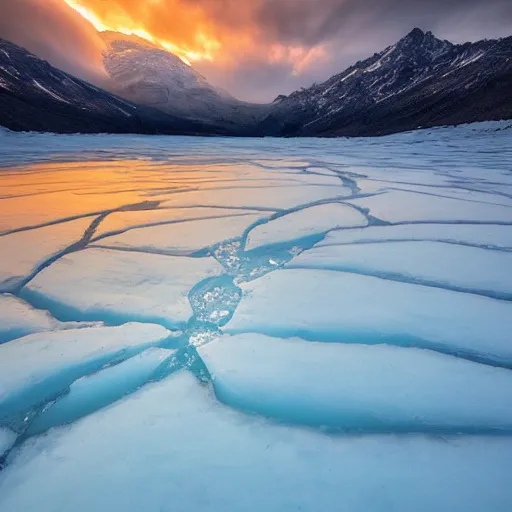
[0,38,224,135]
[261,28,512,136]
[100,32,268,130]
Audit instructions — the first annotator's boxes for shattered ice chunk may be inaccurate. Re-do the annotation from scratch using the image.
[199,333,512,431]
[0,371,511,512]
[288,240,512,298]
[225,269,512,366]
[0,323,172,423]
[245,203,367,251]
[22,248,224,328]
[26,347,176,436]
[0,294,59,344]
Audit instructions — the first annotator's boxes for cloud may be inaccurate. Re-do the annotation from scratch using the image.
[0,0,108,84]
[0,0,510,101]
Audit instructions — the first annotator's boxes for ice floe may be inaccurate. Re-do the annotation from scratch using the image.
[200,333,512,431]
[94,213,268,255]
[0,323,171,424]
[27,347,175,436]
[0,217,91,291]
[348,190,512,223]
[245,203,367,251]
[288,240,512,298]
[22,248,224,328]
[316,223,512,250]
[225,269,512,365]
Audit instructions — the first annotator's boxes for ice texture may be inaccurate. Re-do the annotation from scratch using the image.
[0,428,16,457]
[0,323,171,423]
[200,333,512,431]
[95,213,267,255]
[27,347,175,436]
[348,190,512,223]
[317,224,512,250]
[288,240,512,298]
[0,217,91,291]
[0,372,510,512]
[23,247,224,328]
[245,203,367,251]
[226,269,512,365]
[0,294,59,344]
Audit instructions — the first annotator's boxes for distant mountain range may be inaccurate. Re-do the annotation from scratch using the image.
[0,28,511,136]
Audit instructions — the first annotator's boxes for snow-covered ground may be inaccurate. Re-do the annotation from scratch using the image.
[0,122,511,511]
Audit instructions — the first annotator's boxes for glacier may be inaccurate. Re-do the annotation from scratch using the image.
[0,121,511,511]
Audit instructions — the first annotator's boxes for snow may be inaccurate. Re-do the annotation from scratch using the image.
[27,347,175,436]
[200,333,512,431]
[0,371,511,512]
[317,223,512,250]
[245,203,367,251]
[288,240,512,298]
[23,248,224,329]
[226,269,512,366]
[0,217,91,291]
[94,213,267,255]
[0,294,60,344]
[32,80,71,104]
[0,323,171,424]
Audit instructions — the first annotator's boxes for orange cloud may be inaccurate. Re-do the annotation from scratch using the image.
[63,0,327,72]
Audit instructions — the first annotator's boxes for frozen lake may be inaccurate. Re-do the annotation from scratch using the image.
[0,122,512,511]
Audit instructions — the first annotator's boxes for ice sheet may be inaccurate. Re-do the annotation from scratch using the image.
[200,333,512,431]
[0,372,510,512]
[94,214,267,255]
[245,203,367,251]
[225,269,512,365]
[0,428,16,457]
[0,323,171,423]
[23,248,224,328]
[288,240,512,298]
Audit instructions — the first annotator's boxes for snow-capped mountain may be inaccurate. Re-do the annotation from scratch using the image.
[100,32,267,129]
[262,28,512,136]
[0,38,221,134]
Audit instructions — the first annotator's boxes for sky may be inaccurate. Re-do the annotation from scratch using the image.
[0,0,511,102]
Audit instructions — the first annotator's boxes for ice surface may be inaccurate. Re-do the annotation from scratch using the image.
[94,207,269,238]
[200,334,512,431]
[0,323,171,423]
[0,371,511,512]
[316,223,512,249]
[23,247,224,328]
[94,213,267,255]
[348,190,512,223]
[0,217,91,291]
[226,269,512,365]
[288,240,512,298]
[245,203,367,251]
[0,428,16,457]
[0,294,59,344]
[27,347,175,436]
[162,185,351,210]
